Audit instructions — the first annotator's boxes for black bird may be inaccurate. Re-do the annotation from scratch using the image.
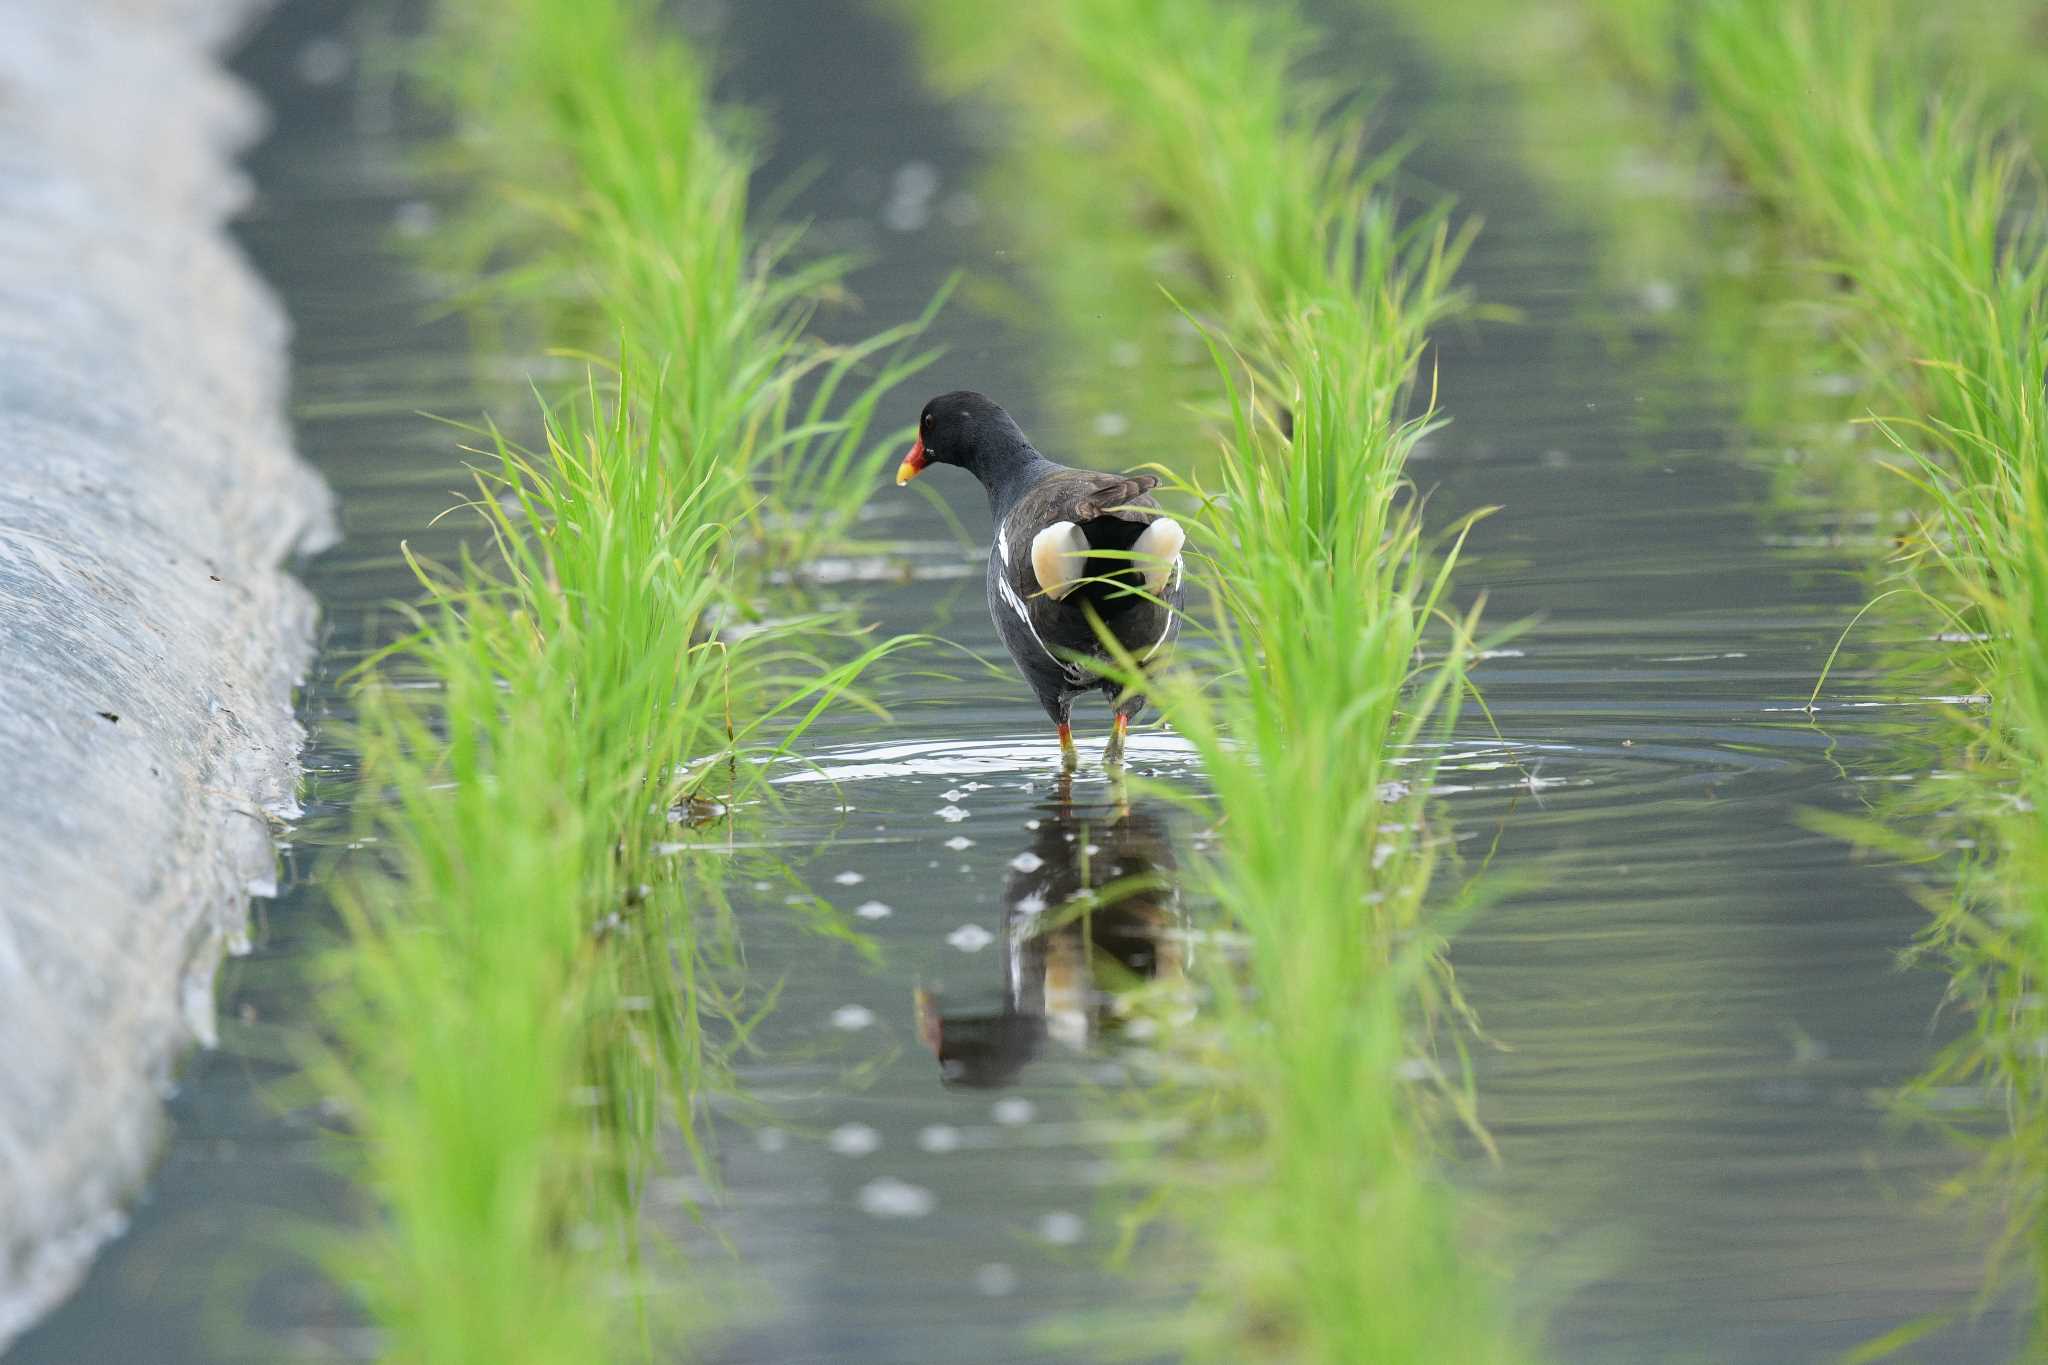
[896,392,1185,765]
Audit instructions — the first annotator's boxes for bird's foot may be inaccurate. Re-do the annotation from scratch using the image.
[1058,723,1078,772]
[1103,713,1129,767]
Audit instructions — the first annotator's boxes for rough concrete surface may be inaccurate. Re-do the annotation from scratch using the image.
[0,0,331,1344]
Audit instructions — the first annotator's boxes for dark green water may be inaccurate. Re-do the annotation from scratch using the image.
[10,1,2025,1362]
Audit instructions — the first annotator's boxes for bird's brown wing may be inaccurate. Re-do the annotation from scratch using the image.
[1023,469,1162,527]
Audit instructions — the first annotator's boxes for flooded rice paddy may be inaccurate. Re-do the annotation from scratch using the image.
[10,1,2028,1361]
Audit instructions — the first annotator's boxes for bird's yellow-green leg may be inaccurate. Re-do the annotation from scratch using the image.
[1058,722,1078,771]
[1104,712,1129,766]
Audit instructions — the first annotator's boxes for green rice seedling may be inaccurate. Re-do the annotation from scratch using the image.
[1372,0,1930,531]
[1121,311,1515,1364]
[418,0,940,567]
[325,369,907,1363]
[897,0,1524,1356]
[313,0,935,1354]
[1620,0,2048,1342]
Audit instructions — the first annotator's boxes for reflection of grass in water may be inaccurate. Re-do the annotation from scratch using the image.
[899,0,1524,1358]
[315,1,926,1359]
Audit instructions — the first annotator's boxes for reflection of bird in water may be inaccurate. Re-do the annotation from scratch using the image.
[916,775,1184,1088]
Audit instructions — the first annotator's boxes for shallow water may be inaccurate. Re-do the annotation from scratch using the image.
[11,1,2027,1361]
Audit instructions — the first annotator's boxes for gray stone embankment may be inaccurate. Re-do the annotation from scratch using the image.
[0,0,330,1344]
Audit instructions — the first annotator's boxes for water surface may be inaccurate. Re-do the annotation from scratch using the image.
[12,1,2025,1362]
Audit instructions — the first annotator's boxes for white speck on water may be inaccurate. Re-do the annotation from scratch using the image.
[992,1097,1035,1126]
[1640,278,1679,313]
[752,880,773,892]
[855,900,893,920]
[1805,371,1862,397]
[1083,843,1100,856]
[295,35,350,87]
[1010,851,1045,873]
[830,1004,876,1032]
[936,805,969,822]
[942,788,966,802]
[833,870,865,886]
[882,161,940,232]
[940,190,983,227]
[1092,412,1130,437]
[829,1123,880,1156]
[975,1262,1019,1297]
[918,1124,963,1153]
[756,1127,788,1154]
[884,197,930,232]
[945,835,974,851]
[1038,1211,1085,1245]
[1014,893,1047,917]
[893,160,940,199]
[858,1177,935,1219]
[946,924,994,952]
[391,199,438,239]
[1024,819,1040,830]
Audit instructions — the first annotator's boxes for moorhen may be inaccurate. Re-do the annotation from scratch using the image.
[895,392,1185,765]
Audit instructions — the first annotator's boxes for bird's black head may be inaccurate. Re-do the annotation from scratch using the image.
[895,390,1034,488]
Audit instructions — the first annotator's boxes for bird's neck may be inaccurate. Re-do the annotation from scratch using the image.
[980,447,1058,518]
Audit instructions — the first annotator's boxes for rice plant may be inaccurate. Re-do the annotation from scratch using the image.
[314,1,928,1359]
[1613,0,2048,1344]
[898,0,1522,1357]
[417,0,937,568]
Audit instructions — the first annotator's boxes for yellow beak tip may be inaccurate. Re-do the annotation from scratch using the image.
[895,462,920,487]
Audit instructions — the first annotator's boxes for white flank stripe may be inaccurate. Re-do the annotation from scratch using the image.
[998,569,1081,683]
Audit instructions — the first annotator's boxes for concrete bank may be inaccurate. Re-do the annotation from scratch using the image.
[0,0,330,1344]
